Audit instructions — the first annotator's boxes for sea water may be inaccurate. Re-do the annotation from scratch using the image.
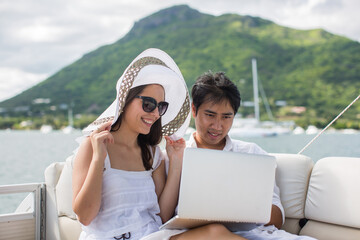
[0,130,82,214]
[0,130,359,213]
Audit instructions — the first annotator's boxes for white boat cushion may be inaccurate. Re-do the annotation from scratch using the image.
[300,220,360,240]
[305,157,360,228]
[56,155,77,220]
[45,161,65,240]
[272,153,313,219]
[58,216,82,240]
[281,217,302,235]
[44,162,65,187]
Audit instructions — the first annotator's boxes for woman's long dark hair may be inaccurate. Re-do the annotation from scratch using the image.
[111,85,163,170]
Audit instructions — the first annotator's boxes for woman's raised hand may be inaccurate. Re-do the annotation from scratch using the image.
[164,136,186,171]
[90,121,114,161]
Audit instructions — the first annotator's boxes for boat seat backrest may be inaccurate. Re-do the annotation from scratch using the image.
[300,157,360,240]
[56,155,77,219]
[45,155,81,240]
[271,153,313,235]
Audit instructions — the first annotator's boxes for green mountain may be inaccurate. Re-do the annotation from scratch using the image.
[1,5,359,128]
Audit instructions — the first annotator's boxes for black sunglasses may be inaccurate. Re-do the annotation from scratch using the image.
[135,96,169,116]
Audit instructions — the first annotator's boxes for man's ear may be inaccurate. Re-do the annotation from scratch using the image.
[191,103,197,118]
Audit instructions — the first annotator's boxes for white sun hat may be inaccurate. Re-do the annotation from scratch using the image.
[83,48,191,140]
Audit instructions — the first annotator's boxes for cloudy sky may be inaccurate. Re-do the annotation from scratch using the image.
[0,0,359,102]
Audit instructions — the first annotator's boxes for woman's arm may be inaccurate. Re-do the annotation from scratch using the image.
[152,137,185,223]
[72,122,113,225]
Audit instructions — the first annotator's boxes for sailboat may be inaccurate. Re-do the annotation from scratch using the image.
[39,124,53,134]
[62,107,76,134]
[229,58,293,138]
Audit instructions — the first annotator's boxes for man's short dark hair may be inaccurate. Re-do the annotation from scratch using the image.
[191,71,241,114]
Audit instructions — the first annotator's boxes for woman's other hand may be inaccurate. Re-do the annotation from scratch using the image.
[165,136,185,171]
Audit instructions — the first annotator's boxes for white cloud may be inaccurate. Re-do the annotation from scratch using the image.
[0,68,48,101]
[15,19,70,43]
[188,0,360,41]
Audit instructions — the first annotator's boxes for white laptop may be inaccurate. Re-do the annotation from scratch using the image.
[160,147,276,230]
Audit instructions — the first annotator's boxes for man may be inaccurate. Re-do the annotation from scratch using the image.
[186,71,316,239]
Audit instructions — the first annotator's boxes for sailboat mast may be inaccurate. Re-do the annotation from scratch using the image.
[68,107,74,127]
[251,58,260,123]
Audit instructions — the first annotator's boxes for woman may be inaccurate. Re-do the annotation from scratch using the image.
[72,48,191,240]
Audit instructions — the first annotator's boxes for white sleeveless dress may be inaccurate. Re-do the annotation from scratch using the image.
[79,146,163,240]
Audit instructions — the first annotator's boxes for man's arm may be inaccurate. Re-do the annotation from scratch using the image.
[268,178,285,229]
[266,205,283,229]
